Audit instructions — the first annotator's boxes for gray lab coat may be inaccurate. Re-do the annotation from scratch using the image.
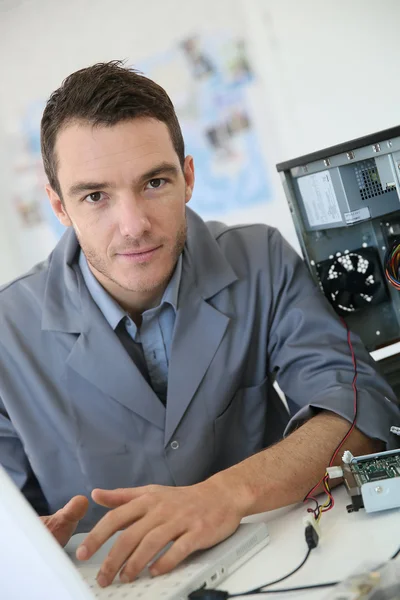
[0,208,398,531]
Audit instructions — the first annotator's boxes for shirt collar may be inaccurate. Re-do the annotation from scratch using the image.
[163,252,182,311]
[78,250,182,331]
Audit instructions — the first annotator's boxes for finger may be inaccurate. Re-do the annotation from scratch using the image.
[95,517,178,587]
[148,532,198,576]
[118,522,187,584]
[95,521,148,587]
[92,487,154,508]
[47,496,89,531]
[46,496,89,548]
[62,496,89,523]
[76,497,147,561]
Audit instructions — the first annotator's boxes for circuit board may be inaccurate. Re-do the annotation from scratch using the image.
[342,448,400,513]
[349,453,400,487]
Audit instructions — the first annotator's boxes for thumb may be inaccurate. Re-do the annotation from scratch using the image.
[45,495,89,547]
[91,488,136,508]
[61,495,89,523]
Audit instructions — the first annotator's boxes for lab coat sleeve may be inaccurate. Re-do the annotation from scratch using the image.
[266,228,400,450]
[0,397,49,515]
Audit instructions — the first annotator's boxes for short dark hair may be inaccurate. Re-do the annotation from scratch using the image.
[40,60,185,198]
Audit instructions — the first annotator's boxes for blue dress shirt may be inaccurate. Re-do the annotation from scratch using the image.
[78,250,182,404]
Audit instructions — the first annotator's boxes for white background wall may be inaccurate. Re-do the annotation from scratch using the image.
[1,0,400,283]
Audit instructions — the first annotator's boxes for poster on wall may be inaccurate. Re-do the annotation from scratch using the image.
[12,33,272,242]
[11,99,66,240]
[138,34,273,219]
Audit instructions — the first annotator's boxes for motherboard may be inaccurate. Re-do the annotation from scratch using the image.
[342,448,400,513]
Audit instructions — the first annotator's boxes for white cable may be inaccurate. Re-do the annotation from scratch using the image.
[326,466,343,479]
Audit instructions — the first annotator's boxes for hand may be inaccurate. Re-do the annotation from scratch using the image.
[40,495,89,547]
[76,477,249,588]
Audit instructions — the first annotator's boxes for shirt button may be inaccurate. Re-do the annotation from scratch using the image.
[170,440,179,450]
[126,318,132,327]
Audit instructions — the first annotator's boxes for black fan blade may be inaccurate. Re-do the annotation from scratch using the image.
[336,289,354,309]
[365,261,374,277]
[354,294,371,307]
[334,261,348,274]
[358,281,380,296]
[350,254,359,270]
[322,278,339,295]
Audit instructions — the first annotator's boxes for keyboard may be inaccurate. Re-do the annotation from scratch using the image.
[79,562,210,599]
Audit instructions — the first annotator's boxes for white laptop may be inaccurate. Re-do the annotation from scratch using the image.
[0,465,269,600]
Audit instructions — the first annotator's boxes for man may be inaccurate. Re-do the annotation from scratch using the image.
[0,61,398,588]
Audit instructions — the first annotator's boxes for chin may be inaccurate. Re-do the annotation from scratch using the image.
[121,277,162,294]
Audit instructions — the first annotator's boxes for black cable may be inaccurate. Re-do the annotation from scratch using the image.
[255,541,400,596]
[189,525,319,600]
[228,548,312,597]
[228,543,400,599]
[235,581,339,595]
[189,538,400,600]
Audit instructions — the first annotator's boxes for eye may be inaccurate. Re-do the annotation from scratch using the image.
[84,191,106,203]
[145,178,167,190]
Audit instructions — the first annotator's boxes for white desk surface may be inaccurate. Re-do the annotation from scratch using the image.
[218,485,400,598]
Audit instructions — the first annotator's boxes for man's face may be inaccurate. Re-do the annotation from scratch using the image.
[47,118,194,308]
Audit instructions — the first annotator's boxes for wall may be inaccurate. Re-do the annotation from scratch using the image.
[1,0,400,283]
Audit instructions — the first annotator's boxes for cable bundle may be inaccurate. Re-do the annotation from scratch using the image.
[384,239,400,290]
[304,319,358,521]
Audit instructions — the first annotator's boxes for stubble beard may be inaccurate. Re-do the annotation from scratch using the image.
[77,218,187,294]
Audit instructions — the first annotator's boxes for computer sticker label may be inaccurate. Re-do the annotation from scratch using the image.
[344,207,370,225]
[297,170,342,227]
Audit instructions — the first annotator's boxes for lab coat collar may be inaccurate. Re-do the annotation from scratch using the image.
[41,207,238,334]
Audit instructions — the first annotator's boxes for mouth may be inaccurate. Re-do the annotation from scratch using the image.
[116,246,162,263]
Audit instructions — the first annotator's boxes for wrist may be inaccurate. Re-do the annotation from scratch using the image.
[205,465,257,518]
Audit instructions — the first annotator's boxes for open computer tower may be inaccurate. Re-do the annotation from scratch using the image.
[276,126,400,397]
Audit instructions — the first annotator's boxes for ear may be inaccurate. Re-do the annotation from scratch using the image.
[183,155,195,204]
[45,184,72,227]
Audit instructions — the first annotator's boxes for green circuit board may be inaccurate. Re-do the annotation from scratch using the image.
[350,452,400,487]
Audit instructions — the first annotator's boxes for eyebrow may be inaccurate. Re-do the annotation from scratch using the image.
[67,162,180,198]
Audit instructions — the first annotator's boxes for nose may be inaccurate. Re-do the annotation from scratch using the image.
[117,193,151,239]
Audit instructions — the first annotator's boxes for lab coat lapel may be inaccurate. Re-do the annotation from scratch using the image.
[42,229,165,430]
[66,313,165,430]
[164,281,230,445]
[164,209,238,445]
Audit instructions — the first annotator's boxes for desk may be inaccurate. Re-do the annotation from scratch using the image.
[218,486,400,598]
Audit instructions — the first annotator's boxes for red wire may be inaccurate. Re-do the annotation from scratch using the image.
[303,319,358,513]
[321,475,335,511]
